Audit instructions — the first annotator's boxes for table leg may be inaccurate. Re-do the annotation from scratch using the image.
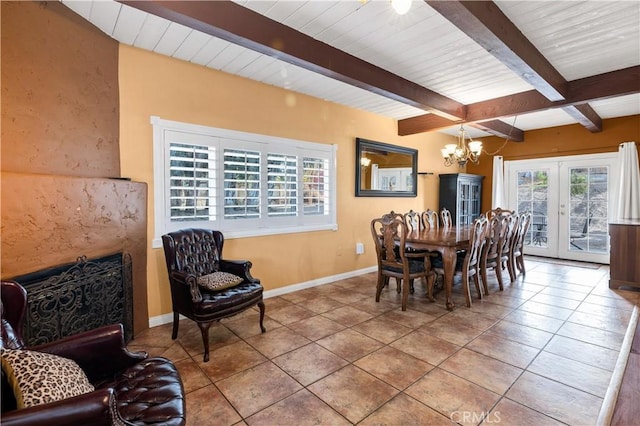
[442,247,457,310]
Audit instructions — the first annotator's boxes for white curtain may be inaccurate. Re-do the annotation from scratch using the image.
[491,155,506,209]
[613,141,640,220]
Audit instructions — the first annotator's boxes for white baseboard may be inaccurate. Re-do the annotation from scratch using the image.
[147,266,377,328]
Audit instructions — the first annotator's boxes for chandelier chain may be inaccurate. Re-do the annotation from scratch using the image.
[482,115,518,156]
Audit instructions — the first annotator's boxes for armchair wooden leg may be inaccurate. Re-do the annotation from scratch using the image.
[171,311,180,340]
[258,301,266,333]
[198,322,213,363]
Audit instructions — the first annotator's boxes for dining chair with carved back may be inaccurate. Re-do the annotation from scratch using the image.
[440,208,453,228]
[419,208,444,286]
[460,215,489,307]
[480,213,509,294]
[377,210,405,293]
[485,208,518,283]
[371,214,435,311]
[424,216,488,307]
[499,213,520,284]
[421,209,440,230]
[403,210,423,233]
[511,211,532,276]
[486,207,515,221]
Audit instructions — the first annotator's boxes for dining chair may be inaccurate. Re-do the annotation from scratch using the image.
[422,209,439,229]
[371,214,435,311]
[425,216,488,307]
[460,215,489,307]
[417,209,446,286]
[480,214,509,293]
[499,213,519,283]
[486,207,515,221]
[377,210,407,293]
[403,209,423,232]
[511,211,532,276]
[440,208,453,228]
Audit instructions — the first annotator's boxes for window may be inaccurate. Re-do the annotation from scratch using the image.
[152,117,337,247]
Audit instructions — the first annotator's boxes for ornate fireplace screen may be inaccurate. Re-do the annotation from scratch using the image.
[10,252,133,346]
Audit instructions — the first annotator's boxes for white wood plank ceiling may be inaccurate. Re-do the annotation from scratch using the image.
[61,0,640,138]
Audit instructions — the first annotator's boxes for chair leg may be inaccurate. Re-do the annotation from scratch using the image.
[495,266,505,291]
[480,259,490,296]
[516,254,526,275]
[426,273,436,302]
[258,301,266,333]
[376,275,386,302]
[462,269,472,308]
[472,273,482,300]
[396,278,401,293]
[197,322,213,362]
[401,274,409,311]
[507,256,516,282]
[171,311,180,340]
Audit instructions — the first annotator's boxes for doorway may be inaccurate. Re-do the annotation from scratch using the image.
[505,153,618,264]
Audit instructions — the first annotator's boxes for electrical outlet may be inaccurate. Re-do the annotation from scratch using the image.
[356,242,365,254]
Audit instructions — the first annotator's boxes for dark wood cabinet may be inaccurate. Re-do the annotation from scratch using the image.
[439,173,484,225]
[609,220,640,289]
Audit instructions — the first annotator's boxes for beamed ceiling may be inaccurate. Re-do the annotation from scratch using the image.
[63,0,640,140]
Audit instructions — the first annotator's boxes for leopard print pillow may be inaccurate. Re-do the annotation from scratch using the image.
[197,271,243,291]
[0,348,94,408]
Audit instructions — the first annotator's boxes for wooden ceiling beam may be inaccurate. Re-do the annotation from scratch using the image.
[426,0,567,102]
[470,120,524,142]
[468,66,639,120]
[562,104,603,132]
[399,66,639,134]
[426,0,606,134]
[120,0,466,121]
[397,114,462,137]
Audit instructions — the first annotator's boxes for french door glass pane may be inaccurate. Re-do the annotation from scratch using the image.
[516,170,549,248]
[568,166,609,253]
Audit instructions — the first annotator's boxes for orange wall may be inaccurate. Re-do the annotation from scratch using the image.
[467,116,640,211]
[118,45,457,318]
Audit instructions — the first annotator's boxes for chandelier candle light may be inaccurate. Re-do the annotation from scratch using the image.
[441,124,483,167]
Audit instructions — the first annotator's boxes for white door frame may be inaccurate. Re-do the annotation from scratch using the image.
[505,152,618,264]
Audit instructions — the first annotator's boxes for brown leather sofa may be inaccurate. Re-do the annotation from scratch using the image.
[1,280,186,426]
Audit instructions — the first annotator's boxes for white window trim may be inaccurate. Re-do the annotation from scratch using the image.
[151,116,338,248]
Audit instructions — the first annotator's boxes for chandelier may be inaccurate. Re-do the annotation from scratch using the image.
[441,124,483,167]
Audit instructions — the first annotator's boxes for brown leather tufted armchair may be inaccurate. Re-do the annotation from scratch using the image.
[162,228,266,362]
[1,281,186,426]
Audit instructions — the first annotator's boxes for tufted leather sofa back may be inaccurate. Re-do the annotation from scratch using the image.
[162,228,225,277]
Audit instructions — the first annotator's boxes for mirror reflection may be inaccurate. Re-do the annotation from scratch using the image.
[355,138,417,197]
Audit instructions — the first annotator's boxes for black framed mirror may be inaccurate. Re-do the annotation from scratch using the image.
[355,137,418,197]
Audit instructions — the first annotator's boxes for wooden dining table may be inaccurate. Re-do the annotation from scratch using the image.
[405,225,473,310]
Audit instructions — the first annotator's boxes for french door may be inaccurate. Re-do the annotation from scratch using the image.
[505,153,618,264]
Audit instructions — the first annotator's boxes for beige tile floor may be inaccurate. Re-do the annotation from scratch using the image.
[129,257,640,425]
